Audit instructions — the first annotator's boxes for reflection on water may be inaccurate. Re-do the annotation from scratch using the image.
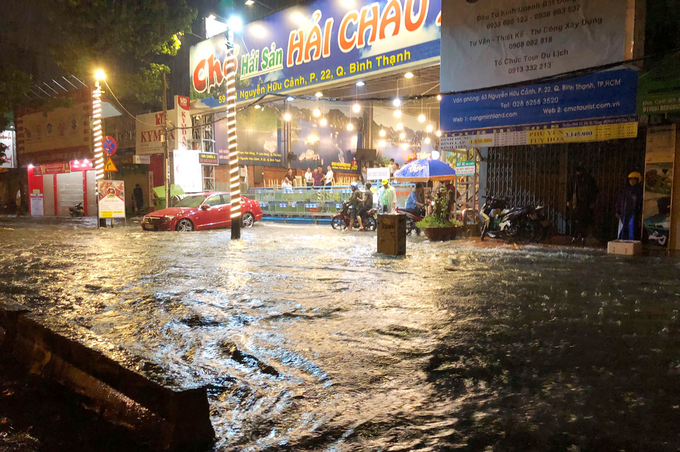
[1,217,680,451]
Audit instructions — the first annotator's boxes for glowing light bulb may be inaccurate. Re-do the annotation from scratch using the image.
[347,123,354,131]
[399,132,406,140]
[404,72,414,79]
[394,110,402,118]
[284,113,291,121]
[436,130,442,137]
[320,117,327,126]
[432,150,440,159]
[352,103,361,113]
[254,105,261,109]
[378,140,386,148]
[424,137,431,144]
[426,125,434,133]
[315,92,323,98]
[437,94,442,101]
[379,129,386,137]
[396,123,403,130]
[356,80,365,87]
[392,98,401,107]
[418,114,426,123]
[313,109,321,117]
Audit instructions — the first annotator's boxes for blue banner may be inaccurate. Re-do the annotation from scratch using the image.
[190,0,441,109]
[440,68,638,133]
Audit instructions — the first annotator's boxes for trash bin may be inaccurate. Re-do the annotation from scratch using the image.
[377,214,406,255]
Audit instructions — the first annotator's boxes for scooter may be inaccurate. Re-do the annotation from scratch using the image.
[331,200,377,231]
[69,202,85,217]
[479,196,547,242]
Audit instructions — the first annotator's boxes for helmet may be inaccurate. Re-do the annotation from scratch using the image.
[381,179,389,185]
[350,182,358,188]
[628,172,642,180]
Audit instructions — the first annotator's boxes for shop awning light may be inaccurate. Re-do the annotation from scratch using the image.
[418,114,426,123]
[399,132,406,140]
[347,123,354,131]
[424,137,431,144]
[284,113,291,121]
[356,81,365,87]
[313,108,321,117]
[426,125,434,133]
[315,92,323,98]
[352,103,361,113]
[320,118,328,127]
[392,98,401,107]
[437,94,442,101]
[245,0,255,5]
[227,16,243,32]
[394,110,402,118]
[379,129,386,137]
[287,96,294,101]
[254,105,261,109]
[404,72,414,79]
[396,123,403,130]
[27,164,34,169]
[436,130,442,137]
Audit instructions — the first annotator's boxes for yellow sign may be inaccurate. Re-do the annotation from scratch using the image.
[104,158,118,172]
[527,122,638,145]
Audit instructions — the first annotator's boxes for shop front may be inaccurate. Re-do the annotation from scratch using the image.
[27,160,96,216]
[188,0,443,211]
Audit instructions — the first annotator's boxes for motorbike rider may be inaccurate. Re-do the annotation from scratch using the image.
[402,183,426,217]
[377,179,396,213]
[616,171,643,240]
[348,182,365,231]
[356,182,374,231]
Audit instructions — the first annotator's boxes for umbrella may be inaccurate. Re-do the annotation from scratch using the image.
[393,158,456,182]
[153,184,185,199]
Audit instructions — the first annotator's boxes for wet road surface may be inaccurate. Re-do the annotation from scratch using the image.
[1,216,680,451]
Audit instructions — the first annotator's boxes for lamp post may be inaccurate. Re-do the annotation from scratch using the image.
[92,70,106,181]
[226,28,241,240]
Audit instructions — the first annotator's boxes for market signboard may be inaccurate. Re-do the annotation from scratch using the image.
[440,68,638,149]
[455,160,475,176]
[190,0,441,109]
[135,110,176,155]
[440,0,634,93]
[199,152,218,165]
[97,180,126,219]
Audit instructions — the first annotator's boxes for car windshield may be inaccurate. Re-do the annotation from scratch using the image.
[174,195,206,208]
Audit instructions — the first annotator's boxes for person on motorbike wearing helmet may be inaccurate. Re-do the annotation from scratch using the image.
[616,171,643,240]
[348,182,366,231]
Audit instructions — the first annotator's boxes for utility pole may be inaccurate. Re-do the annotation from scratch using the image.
[162,72,170,209]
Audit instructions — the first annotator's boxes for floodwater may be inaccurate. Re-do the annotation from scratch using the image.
[2,216,680,451]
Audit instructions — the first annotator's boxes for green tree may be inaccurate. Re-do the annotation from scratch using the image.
[44,0,196,106]
[0,64,33,131]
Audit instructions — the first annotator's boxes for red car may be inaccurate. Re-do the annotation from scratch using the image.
[141,192,263,232]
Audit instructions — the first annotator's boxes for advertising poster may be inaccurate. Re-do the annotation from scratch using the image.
[440,0,633,92]
[29,194,44,216]
[97,180,126,219]
[0,129,16,168]
[440,68,638,149]
[190,0,441,108]
[643,125,676,248]
[135,110,176,155]
[637,53,680,115]
[216,108,283,166]
[173,150,203,193]
[175,95,191,150]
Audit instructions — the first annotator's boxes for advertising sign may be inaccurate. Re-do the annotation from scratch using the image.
[215,109,283,166]
[190,0,441,108]
[174,95,191,150]
[135,110,176,155]
[173,150,203,193]
[367,167,390,181]
[32,162,70,176]
[440,68,638,149]
[637,54,680,115]
[455,160,476,176]
[643,125,676,248]
[97,180,126,219]
[199,152,219,165]
[441,0,634,92]
[29,194,44,216]
[0,130,16,168]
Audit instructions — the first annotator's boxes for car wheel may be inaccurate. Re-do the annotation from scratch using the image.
[176,219,194,232]
[242,212,255,228]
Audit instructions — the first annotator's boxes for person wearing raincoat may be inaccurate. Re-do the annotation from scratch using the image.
[377,179,396,213]
[616,172,643,240]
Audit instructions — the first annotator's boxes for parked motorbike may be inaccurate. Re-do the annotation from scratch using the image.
[479,196,547,242]
[396,207,423,236]
[69,202,85,217]
[332,200,377,231]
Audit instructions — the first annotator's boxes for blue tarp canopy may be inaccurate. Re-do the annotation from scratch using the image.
[393,158,456,182]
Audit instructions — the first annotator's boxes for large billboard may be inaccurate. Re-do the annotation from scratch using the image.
[190,0,441,109]
[440,0,634,93]
[440,68,638,149]
[0,130,16,168]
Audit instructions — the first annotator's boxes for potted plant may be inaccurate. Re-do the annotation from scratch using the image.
[415,186,462,241]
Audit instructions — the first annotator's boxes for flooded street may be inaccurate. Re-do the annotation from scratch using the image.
[2,216,680,451]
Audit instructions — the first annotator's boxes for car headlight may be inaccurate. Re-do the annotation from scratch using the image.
[162,215,175,221]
